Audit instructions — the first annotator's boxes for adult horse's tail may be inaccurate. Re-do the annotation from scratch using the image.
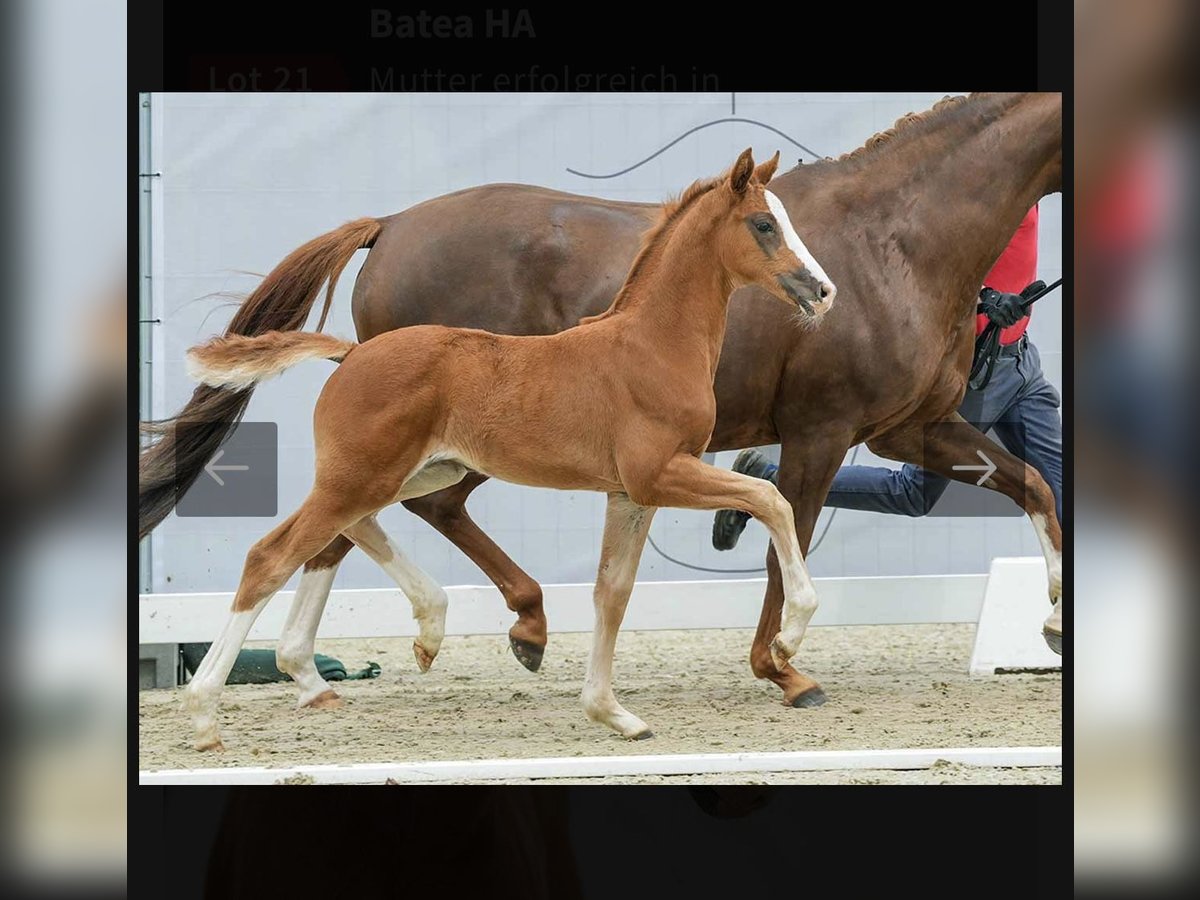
[138,217,383,539]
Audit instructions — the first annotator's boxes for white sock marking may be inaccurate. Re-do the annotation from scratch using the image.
[277,566,338,706]
[1031,512,1063,600]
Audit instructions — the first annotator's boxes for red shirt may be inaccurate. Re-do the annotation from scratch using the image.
[1088,146,1162,253]
[976,204,1038,344]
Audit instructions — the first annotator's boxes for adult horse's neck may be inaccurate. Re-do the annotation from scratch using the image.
[774,93,1062,320]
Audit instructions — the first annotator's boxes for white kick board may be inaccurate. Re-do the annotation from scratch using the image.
[139,746,1062,785]
[969,557,1062,675]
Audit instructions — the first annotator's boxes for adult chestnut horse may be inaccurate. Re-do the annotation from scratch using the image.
[181,150,835,749]
[141,92,1063,709]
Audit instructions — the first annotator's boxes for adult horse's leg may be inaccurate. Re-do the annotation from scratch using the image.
[582,492,657,739]
[402,473,549,672]
[275,535,354,710]
[747,436,849,706]
[870,413,1063,652]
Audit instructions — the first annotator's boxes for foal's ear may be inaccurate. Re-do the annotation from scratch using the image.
[753,151,780,185]
[729,147,755,195]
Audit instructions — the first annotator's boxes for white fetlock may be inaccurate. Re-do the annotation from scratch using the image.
[770,633,796,671]
[1044,596,1063,635]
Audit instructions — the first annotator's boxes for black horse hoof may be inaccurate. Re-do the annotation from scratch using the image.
[791,686,827,708]
[631,729,655,741]
[509,636,545,673]
[1042,629,1062,656]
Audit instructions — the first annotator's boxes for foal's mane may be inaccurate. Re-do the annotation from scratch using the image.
[582,173,723,322]
[621,176,721,290]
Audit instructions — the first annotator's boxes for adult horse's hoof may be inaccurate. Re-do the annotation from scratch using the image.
[630,729,655,741]
[509,636,544,673]
[1042,628,1062,656]
[195,737,226,753]
[790,686,827,709]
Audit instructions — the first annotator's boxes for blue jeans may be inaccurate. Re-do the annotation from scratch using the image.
[816,337,1063,524]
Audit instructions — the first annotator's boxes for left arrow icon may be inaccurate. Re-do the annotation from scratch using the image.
[204,448,250,486]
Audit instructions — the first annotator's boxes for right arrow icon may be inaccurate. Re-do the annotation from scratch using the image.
[952,449,997,486]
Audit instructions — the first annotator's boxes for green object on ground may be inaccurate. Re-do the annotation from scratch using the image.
[180,644,381,685]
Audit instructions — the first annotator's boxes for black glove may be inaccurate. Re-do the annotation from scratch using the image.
[978,287,1026,328]
[1020,279,1046,302]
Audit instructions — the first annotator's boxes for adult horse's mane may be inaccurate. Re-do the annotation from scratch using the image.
[787,93,977,173]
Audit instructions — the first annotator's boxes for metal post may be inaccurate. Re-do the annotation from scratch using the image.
[139,93,179,685]
[138,92,154,594]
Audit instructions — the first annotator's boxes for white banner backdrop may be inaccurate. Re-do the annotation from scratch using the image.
[145,93,1062,594]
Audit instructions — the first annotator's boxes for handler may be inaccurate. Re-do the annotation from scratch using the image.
[712,206,1063,625]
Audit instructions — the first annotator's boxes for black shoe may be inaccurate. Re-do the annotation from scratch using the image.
[711,449,777,551]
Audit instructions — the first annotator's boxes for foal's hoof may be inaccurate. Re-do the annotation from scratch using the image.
[304,689,343,710]
[1042,628,1062,656]
[509,636,544,673]
[413,642,436,673]
[790,686,827,709]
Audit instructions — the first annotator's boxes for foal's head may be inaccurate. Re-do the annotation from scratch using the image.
[708,148,837,321]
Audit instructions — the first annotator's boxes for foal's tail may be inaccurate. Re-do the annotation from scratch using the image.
[138,217,382,540]
[187,331,357,390]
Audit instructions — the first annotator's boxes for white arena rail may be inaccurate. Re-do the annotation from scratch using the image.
[138,573,988,644]
[139,746,1061,785]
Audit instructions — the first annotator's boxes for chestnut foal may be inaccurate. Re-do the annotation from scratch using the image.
[182,149,836,749]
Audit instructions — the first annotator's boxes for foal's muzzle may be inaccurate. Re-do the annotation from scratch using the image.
[777,269,836,318]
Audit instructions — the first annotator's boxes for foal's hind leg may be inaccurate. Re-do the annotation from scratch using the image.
[346,459,471,671]
[184,494,370,751]
[276,536,354,710]
[403,473,549,672]
[342,515,450,673]
[276,459,468,702]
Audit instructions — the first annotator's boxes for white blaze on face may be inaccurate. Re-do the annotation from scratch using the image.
[764,190,836,301]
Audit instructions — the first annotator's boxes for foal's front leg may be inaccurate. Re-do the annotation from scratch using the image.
[631,454,819,672]
[582,493,657,739]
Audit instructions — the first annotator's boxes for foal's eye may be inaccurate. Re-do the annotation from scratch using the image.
[756,221,774,234]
